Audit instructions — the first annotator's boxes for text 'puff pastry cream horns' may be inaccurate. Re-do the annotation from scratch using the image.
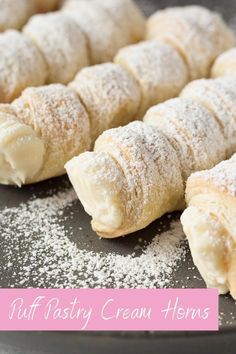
[181,154,236,300]
[66,76,236,238]
[0,84,90,186]
[146,6,235,79]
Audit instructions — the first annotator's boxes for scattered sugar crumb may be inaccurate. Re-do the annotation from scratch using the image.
[0,188,187,289]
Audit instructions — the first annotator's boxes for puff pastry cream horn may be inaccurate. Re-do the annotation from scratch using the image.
[70,43,188,141]
[181,154,236,300]
[66,76,236,238]
[146,5,235,80]
[62,0,145,44]
[0,0,146,103]
[0,63,142,185]
[68,5,235,129]
[0,84,90,186]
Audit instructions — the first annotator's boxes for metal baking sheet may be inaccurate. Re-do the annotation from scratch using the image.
[0,0,236,353]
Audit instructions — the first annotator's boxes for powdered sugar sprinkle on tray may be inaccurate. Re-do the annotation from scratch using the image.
[0,188,186,289]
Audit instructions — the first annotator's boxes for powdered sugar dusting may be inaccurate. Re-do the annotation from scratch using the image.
[23,12,89,84]
[95,121,183,232]
[145,97,227,180]
[115,40,188,115]
[0,188,186,288]
[63,0,131,64]
[70,63,141,142]
[190,153,236,197]
[0,30,48,103]
[12,84,90,182]
[181,78,236,156]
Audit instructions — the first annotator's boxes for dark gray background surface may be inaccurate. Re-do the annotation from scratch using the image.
[0,0,236,353]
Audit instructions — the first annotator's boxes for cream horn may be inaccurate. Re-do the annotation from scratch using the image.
[181,154,236,299]
[0,0,146,103]
[66,77,235,238]
[0,61,142,185]
[146,6,235,79]
[32,0,60,13]
[0,84,90,186]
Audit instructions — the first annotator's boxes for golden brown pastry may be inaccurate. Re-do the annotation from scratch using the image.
[0,84,90,185]
[23,12,89,84]
[146,6,235,79]
[69,63,141,142]
[181,154,236,299]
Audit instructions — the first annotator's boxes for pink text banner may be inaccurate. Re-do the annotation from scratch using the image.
[0,289,218,331]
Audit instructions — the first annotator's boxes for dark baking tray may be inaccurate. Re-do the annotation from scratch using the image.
[0,0,236,353]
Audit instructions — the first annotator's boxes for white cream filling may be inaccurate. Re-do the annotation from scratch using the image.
[181,206,229,294]
[65,153,124,235]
